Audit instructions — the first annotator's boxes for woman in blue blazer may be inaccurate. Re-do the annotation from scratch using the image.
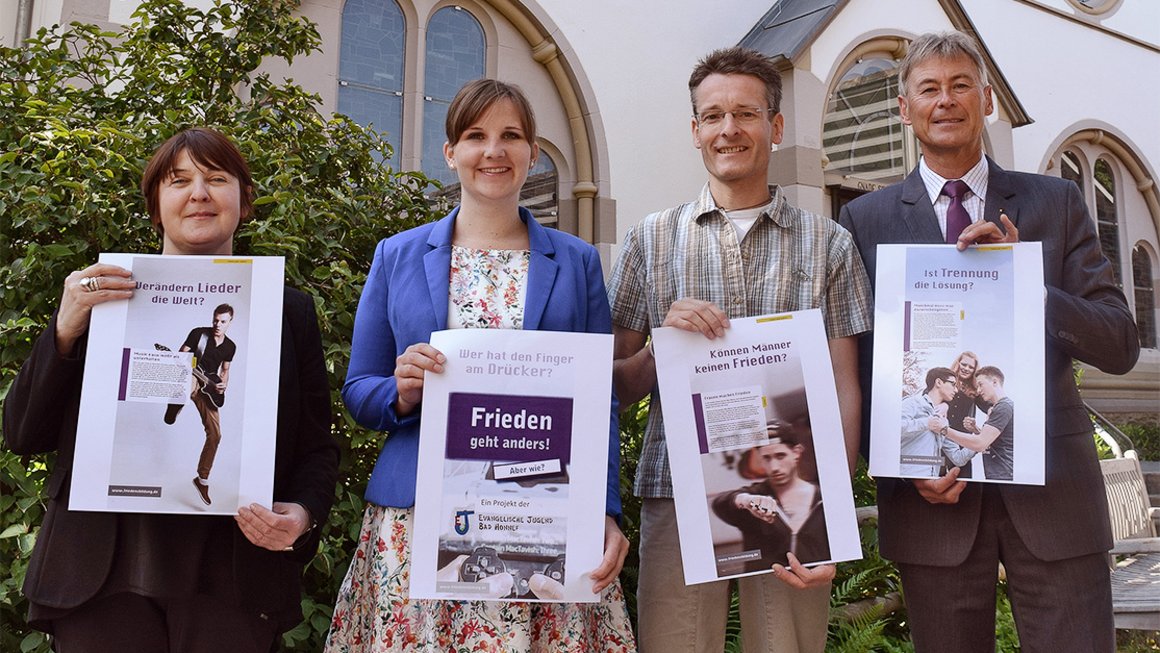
[326,80,635,652]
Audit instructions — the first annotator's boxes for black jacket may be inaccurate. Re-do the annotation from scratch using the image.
[4,287,338,632]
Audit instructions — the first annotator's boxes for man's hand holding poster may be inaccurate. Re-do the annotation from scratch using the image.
[868,243,1046,484]
[410,329,613,603]
[652,309,861,585]
[71,254,285,514]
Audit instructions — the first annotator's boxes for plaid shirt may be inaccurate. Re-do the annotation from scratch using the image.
[607,183,872,498]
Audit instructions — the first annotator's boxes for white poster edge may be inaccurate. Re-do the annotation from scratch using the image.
[868,243,1046,485]
[71,254,284,514]
[654,309,861,586]
[410,329,611,603]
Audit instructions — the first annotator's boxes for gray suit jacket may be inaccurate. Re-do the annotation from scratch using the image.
[838,158,1139,565]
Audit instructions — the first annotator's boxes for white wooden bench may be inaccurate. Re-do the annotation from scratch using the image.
[1100,454,1160,630]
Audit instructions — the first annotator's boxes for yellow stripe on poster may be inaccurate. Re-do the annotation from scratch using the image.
[755,315,793,324]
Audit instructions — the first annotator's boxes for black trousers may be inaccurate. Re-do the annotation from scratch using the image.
[50,591,279,653]
[897,486,1114,653]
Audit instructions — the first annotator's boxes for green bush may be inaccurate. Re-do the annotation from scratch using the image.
[0,1,440,651]
[616,399,647,632]
[1120,422,1160,461]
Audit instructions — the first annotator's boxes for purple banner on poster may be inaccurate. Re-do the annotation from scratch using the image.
[118,348,131,401]
[692,393,709,454]
[903,301,912,352]
[445,392,573,463]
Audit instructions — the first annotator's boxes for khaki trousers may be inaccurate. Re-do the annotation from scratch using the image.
[636,498,830,653]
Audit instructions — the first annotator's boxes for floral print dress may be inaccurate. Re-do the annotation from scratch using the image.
[325,246,636,653]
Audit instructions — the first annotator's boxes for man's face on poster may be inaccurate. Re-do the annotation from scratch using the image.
[756,442,801,489]
[212,312,233,338]
[934,375,958,402]
[975,374,1000,404]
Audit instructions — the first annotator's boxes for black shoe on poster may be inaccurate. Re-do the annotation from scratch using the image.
[164,403,183,425]
[193,477,211,505]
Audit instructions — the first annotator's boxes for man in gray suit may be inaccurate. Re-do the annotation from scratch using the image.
[838,31,1139,652]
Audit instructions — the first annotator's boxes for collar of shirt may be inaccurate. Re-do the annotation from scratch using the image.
[919,155,989,212]
[919,155,989,237]
[691,183,790,229]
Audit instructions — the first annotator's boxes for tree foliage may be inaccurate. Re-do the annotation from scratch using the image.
[0,1,440,650]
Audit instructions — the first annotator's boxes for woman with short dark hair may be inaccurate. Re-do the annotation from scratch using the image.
[4,127,339,652]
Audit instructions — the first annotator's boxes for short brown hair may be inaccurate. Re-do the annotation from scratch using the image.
[141,128,254,234]
[924,366,956,393]
[975,365,1005,385]
[899,31,989,96]
[738,425,805,479]
[445,79,537,145]
[688,47,782,116]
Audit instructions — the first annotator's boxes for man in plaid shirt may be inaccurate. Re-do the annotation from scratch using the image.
[607,46,871,653]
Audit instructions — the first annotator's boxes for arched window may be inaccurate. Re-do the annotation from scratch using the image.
[421,7,485,186]
[337,0,406,168]
[522,155,558,227]
[1060,150,1083,195]
[333,2,569,238]
[823,57,907,183]
[1133,245,1157,349]
[1093,158,1122,286]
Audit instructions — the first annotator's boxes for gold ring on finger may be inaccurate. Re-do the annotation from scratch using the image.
[79,276,95,292]
[91,276,102,291]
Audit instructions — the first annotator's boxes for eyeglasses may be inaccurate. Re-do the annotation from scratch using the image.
[694,107,775,127]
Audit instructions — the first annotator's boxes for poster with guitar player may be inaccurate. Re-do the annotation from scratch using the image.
[71,253,285,515]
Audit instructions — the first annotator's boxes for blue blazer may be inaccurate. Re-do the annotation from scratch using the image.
[839,158,1139,565]
[344,206,622,517]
